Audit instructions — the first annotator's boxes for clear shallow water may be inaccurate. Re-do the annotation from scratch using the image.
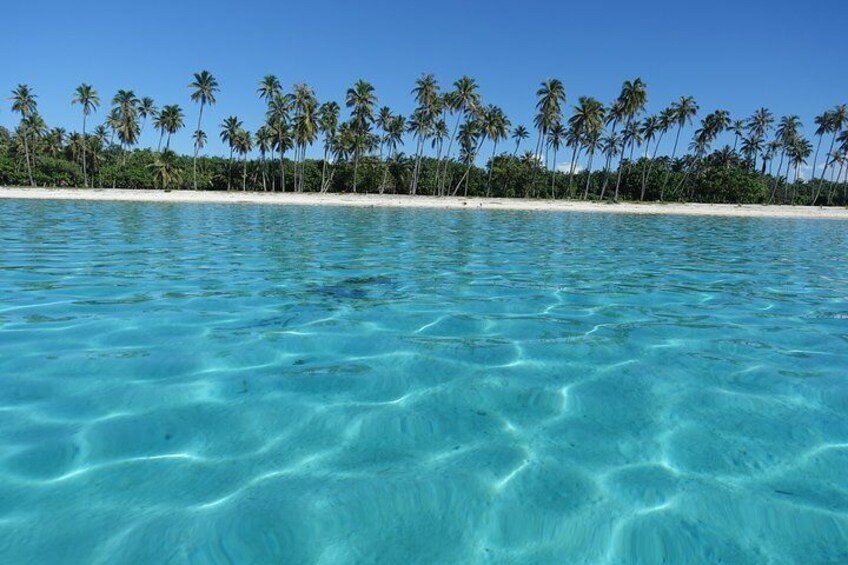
[1,199,847,564]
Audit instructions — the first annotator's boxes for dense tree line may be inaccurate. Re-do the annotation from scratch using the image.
[2,75,847,205]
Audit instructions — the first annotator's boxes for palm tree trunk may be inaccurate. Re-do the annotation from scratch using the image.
[82,114,88,188]
[567,143,580,197]
[243,156,247,191]
[353,151,360,193]
[439,114,462,195]
[486,142,498,197]
[227,147,233,191]
[193,102,204,190]
[582,151,595,200]
[768,151,785,204]
[529,132,545,198]
[550,146,558,199]
[613,116,633,202]
[411,138,424,195]
[22,127,34,187]
[321,147,328,193]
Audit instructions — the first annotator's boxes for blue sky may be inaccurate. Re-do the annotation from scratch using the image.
[4,0,847,173]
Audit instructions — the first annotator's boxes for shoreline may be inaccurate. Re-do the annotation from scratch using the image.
[1,187,847,220]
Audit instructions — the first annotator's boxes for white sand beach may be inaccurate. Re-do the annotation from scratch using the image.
[1,187,847,219]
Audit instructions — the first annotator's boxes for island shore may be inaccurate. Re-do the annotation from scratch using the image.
[1,187,847,219]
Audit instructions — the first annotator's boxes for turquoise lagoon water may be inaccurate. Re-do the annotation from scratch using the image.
[1,198,847,564]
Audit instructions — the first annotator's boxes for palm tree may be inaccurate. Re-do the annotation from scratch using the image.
[660,96,698,201]
[452,114,485,196]
[640,107,674,200]
[148,150,181,190]
[292,84,318,192]
[511,125,528,155]
[345,79,377,192]
[10,84,38,186]
[233,129,253,191]
[812,104,846,204]
[162,105,185,150]
[481,105,510,196]
[318,101,340,192]
[747,108,774,172]
[111,90,140,167]
[267,94,291,192]
[381,114,406,194]
[612,78,647,202]
[770,115,801,204]
[582,129,603,200]
[532,79,566,197]
[567,97,604,196]
[598,133,621,200]
[440,76,479,194]
[192,128,207,151]
[638,115,660,200]
[256,125,274,191]
[731,119,745,152]
[72,83,99,188]
[409,75,440,191]
[257,75,281,104]
[219,116,242,191]
[138,97,157,138]
[547,122,565,198]
[189,71,219,190]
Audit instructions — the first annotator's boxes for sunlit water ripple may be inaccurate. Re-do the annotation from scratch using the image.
[1,199,847,563]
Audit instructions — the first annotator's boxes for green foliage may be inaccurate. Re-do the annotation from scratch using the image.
[1,127,845,206]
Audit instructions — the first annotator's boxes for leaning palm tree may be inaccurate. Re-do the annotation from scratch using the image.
[812,105,846,204]
[638,115,660,200]
[10,84,38,186]
[189,71,219,190]
[345,79,377,192]
[660,95,698,201]
[160,104,184,150]
[511,125,529,155]
[219,116,243,191]
[640,107,674,200]
[598,133,621,201]
[72,83,99,188]
[612,78,647,202]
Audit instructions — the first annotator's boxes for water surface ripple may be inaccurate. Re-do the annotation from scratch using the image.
[1,200,847,563]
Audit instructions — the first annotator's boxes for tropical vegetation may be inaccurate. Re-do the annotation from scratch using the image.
[2,74,847,205]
